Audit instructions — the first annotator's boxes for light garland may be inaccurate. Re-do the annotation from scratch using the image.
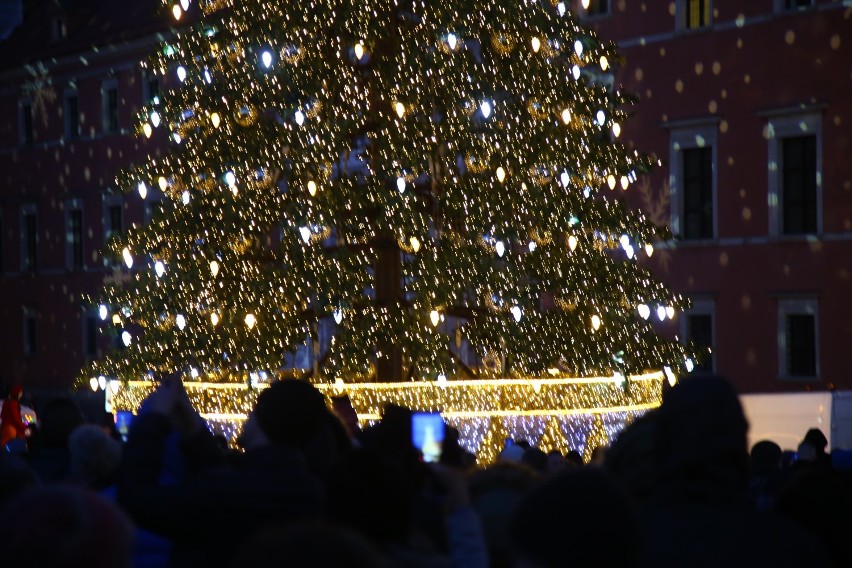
[107,372,665,463]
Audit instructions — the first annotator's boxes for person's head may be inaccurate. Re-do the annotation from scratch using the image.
[521,447,548,474]
[38,397,85,449]
[546,450,565,474]
[804,428,828,453]
[510,469,638,567]
[565,450,584,468]
[750,440,783,474]
[0,454,40,510]
[231,522,385,568]
[0,485,133,567]
[68,424,122,489]
[239,379,329,450]
[7,385,22,401]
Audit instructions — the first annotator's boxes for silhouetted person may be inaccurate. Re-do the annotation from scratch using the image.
[510,468,639,567]
[638,375,832,567]
[521,447,547,474]
[29,397,85,482]
[748,440,783,511]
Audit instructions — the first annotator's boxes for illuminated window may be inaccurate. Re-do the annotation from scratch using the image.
[102,79,119,134]
[678,0,711,30]
[764,110,822,236]
[667,121,717,241]
[778,298,818,381]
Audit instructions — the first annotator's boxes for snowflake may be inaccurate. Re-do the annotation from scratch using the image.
[23,62,57,127]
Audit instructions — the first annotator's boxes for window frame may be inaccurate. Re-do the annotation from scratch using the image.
[19,97,34,146]
[777,297,819,382]
[142,72,161,106]
[23,306,37,357]
[765,111,823,237]
[667,121,718,241]
[20,203,37,273]
[101,78,120,134]
[83,307,101,360]
[64,87,80,139]
[65,198,85,271]
[680,298,715,374]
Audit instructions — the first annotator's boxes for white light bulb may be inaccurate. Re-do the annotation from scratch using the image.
[210,112,221,128]
[664,366,677,386]
[607,175,617,190]
[666,306,676,319]
[437,374,448,386]
[625,244,634,259]
[495,241,505,257]
[557,2,566,16]
[638,304,650,320]
[181,190,190,205]
[481,100,492,118]
[261,50,273,68]
[176,314,186,330]
[600,55,609,71]
[645,243,654,257]
[122,247,133,269]
[142,123,152,138]
[225,171,236,187]
[89,378,99,392]
[334,309,343,324]
[396,177,406,192]
[299,227,311,243]
[591,314,601,331]
[98,305,108,320]
[180,0,189,10]
[572,65,581,80]
[245,313,256,329]
[621,176,629,190]
[354,42,364,60]
[561,108,571,124]
[620,235,630,248]
[447,33,458,50]
[150,111,160,127]
[203,69,212,84]
[574,40,583,57]
[137,181,147,199]
[210,260,219,276]
[657,305,667,321]
[177,66,186,82]
[154,260,165,277]
[685,358,695,373]
[121,331,132,346]
[98,375,107,390]
[190,367,199,379]
[430,310,440,327]
[511,306,522,322]
[210,312,219,326]
[172,4,182,20]
[568,235,578,251]
[410,236,421,252]
[294,110,305,125]
[613,123,621,137]
[394,101,405,118]
[528,241,537,252]
[560,171,570,187]
[496,167,506,183]
[531,37,541,53]
[158,176,168,191]
[172,133,182,144]
[596,110,606,125]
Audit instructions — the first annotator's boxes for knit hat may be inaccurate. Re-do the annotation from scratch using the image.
[253,379,329,446]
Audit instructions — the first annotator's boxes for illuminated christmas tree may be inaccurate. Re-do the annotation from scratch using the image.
[79,0,693,398]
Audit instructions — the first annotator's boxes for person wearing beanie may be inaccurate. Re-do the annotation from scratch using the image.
[117,374,328,568]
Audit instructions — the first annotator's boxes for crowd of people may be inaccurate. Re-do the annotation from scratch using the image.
[1,374,851,567]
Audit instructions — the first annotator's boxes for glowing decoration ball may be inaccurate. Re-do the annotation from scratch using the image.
[666,306,676,319]
[294,110,305,125]
[176,66,187,82]
[600,55,609,71]
[607,175,616,190]
[224,171,236,187]
[480,100,492,118]
[89,378,99,392]
[172,4,182,20]
[591,314,602,331]
[182,190,191,204]
[394,102,405,118]
[121,331,132,346]
[211,312,220,326]
[495,241,506,257]
[447,33,458,50]
[557,2,566,16]
[531,37,541,53]
[560,171,570,187]
[430,310,440,327]
[561,108,571,124]
[211,112,221,128]
[511,306,522,322]
[137,181,148,199]
[354,42,364,60]
[154,260,166,277]
[574,40,583,57]
[261,50,273,68]
[568,235,578,251]
[143,123,153,138]
[621,176,629,190]
[596,110,606,126]
[158,176,168,191]
[572,65,580,80]
[657,306,667,321]
[410,236,421,252]
[299,227,311,243]
[334,309,344,324]
[396,177,406,192]
[150,111,161,127]
[180,0,189,10]
[176,314,186,330]
[496,167,506,183]
[308,180,318,196]
[528,241,537,252]
[638,304,651,320]
[645,243,654,257]
[245,313,256,329]
[210,260,220,276]
[122,248,133,269]
[99,304,108,320]
[613,123,621,138]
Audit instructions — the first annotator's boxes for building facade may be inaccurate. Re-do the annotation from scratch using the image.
[0,0,170,389]
[581,0,852,392]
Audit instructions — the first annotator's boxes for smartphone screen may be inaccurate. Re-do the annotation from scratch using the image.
[412,412,445,463]
[115,410,134,442]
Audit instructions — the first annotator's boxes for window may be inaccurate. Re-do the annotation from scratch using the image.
[66,199,84,270]
[777,0,813,11]
[668,121,717,241]
[20,204,37,272]
[778,298,818,380]
[84,311,100,359]
[103,195,123,267]
[20,99,33,145]
[64,89,79,139]
[678,0,711,30]
[681,298,715,373]
[23,308,37,356]
[143,75,160,104]
[102,80,119,134]
[765,110,822,236]
[580,0,609,17]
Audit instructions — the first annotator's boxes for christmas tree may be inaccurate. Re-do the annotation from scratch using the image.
[79,0,693,424]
